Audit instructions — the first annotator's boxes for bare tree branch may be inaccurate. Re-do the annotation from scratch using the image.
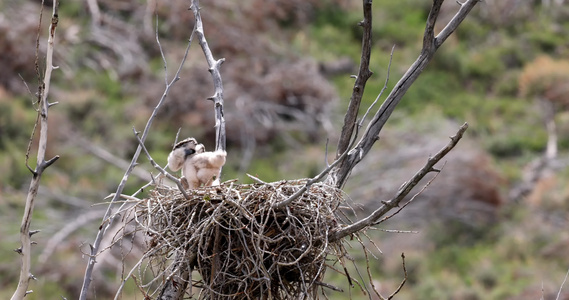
[156,1,226,298]
[330,123,468,242]
[336,0,373,158]
[359,45,395,128]
[71,135,154,182]
[39,210,105,265]
[12,1,60,299]
[386,253,408,300]
[78,13,197,300]
[133,128,190,200]
[557,267,569,300]
[327,0,480,189]
[192,0,226,152]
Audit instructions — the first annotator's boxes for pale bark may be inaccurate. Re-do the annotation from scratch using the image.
[78,9,197,300]
[327,0,481,189]
[12,1,60,299]
[157,0,226,298]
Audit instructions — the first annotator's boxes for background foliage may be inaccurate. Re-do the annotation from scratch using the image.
[1,0,568,299]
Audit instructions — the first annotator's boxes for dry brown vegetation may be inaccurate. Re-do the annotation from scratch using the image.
[519,55,569,105]
[120,181,347,299]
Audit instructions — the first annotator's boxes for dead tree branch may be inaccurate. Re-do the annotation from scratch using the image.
[327,0,480,189]
[71,135,154,182]
[134,128,190,200]
[557,267,569,300]
[335,0,373,158]
[12,1,60,299]
[193,0,226,152]
[386,253,408,300]
[330,123,468,242]
[78,13,197,300]
[156,1,227,298]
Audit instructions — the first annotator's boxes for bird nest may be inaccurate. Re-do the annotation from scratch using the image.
[124,179,352,299]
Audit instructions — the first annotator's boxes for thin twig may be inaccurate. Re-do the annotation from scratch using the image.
[327,0,480,189]
[557,267,569,300]
[314,281,343,292]
[71,134,153,182]
[386,253,407,300]
[133,128,189,199]
[331,123,468,242]
[359,45,395,127]
[374,163,445,225]
[247,173,267,184]
[78,11,197,300]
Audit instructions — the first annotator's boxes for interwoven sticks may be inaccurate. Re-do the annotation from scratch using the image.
[129,180,349,299]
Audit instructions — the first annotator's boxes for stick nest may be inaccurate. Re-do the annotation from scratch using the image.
[128,179,350,299]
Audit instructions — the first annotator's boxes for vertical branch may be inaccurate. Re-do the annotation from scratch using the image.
[78,13,197,300]
[11,1,60,299]
[336,0,373,158]
[422,0,444,53]
[156,3,226,299]
[191,0,226,152]
[327,0,480,189]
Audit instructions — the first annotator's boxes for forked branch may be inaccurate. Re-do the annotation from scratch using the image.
[192,0,226,152]
[156,1,226,299]
[327,0,480,189]
[330,123,468,242]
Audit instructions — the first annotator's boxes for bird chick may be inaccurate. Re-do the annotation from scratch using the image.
[167,137,226,189]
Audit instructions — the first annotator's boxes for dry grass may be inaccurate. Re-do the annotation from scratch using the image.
[519,55,569,106]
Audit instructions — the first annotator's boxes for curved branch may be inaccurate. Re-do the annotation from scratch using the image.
[330,123,468,242]
[133,128,190,200]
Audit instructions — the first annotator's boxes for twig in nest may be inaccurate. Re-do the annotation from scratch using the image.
[121,180,350,299]
[133,128,189,199]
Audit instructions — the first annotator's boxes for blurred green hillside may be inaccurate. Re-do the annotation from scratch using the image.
[1,0,568,299]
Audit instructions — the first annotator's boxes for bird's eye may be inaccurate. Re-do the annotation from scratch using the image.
[184,148,196,158]
[173,142,186,150]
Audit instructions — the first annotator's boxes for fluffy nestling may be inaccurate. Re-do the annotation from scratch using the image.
[167,137,227,189]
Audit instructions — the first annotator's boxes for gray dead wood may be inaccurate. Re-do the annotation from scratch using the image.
[78,7,196,300]
[157,0,226,298]
[12,1,60,299]
[327,0,480,189]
